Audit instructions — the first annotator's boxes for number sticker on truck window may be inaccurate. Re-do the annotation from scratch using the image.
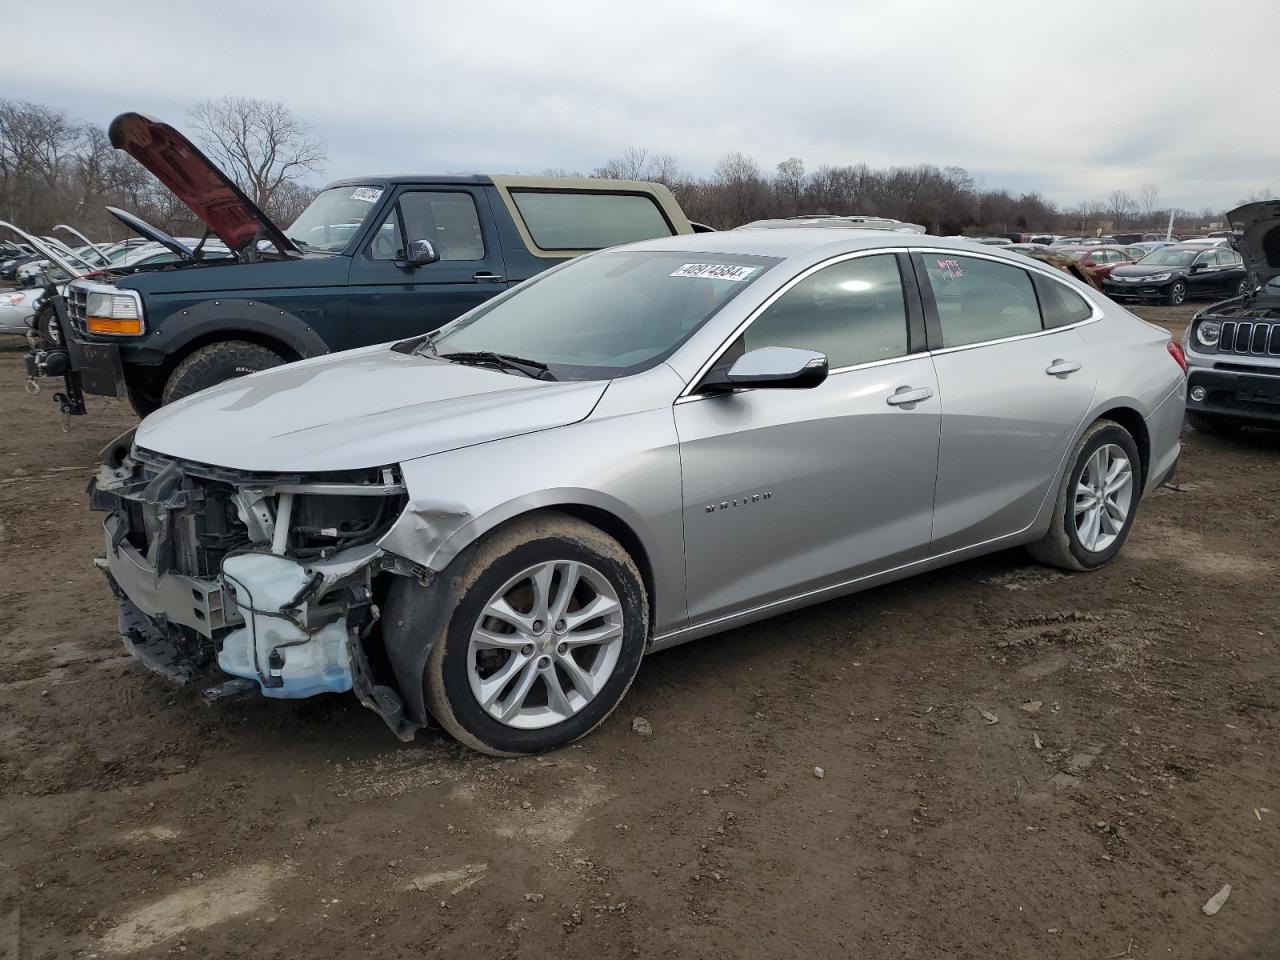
[670,263,759,282]
[350,187,384,203]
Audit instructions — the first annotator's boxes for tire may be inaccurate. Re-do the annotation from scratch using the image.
[35,303,61,349]
[1187,411,1241,435]
[1166,280,1187,306]
[1028,420,1142,572]
[421,511,648,756]
[1235,279,1251,298]
[161,340,285,405]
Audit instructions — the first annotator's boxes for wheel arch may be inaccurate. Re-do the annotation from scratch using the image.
[1093,404,1151,489]
[157,327,305,380]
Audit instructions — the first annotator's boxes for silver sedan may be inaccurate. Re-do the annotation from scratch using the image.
[93,229,1186,754]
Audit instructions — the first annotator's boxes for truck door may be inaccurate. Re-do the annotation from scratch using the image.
[344,186,508,348]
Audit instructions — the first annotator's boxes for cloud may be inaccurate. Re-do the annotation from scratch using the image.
[2,0,1276,210]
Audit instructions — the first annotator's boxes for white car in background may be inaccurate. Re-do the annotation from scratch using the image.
[0,286,47,335]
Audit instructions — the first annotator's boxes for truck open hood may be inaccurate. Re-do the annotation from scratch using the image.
[134,346,608,473]
[1228,200,1280,290]
[108,112,299,259]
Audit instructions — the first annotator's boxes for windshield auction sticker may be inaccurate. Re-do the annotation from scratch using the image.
[670,263,760,282]
[350,187,384,203]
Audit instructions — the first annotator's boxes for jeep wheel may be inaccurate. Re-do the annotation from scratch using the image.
[421,512,648,756]
[1187,411,1241,436]
[1166,280,1187,306]
[1028,420,1142,572]
[161,341,286,405]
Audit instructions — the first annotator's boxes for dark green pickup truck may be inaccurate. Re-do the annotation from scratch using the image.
[28,113,699,415]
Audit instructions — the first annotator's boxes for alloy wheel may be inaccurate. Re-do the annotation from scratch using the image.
[467,560,625,729]
[1171,282,1186,304]
[1074,443,1134,553]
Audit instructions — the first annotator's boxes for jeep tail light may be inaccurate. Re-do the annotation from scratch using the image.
[1166,340,1187,374]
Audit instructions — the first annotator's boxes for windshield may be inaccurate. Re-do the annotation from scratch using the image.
[427,250,780,379]
[285,185,385,253]
[1140,248,1199,266]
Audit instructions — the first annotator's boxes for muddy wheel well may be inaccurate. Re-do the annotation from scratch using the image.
[1095,406,1150,487]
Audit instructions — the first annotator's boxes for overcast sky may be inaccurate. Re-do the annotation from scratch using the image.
[5,0,1277,212]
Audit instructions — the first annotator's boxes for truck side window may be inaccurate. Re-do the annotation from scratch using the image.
[509,190,673,250]
[368,191,486,262]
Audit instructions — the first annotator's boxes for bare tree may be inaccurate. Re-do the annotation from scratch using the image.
[1106,190,1134,231]
[187,97,326,211]
[593,147,682,185]
[775,157,805,213]
[1138,183,1159,227]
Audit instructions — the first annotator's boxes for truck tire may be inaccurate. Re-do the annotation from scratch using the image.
[35,302,62,349]
[161,341,285,405]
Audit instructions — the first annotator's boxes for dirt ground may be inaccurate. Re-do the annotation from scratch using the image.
[1,305,1277,960]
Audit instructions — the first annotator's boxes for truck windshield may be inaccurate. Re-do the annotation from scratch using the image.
[286,185,385,253]
[426,250,779,379]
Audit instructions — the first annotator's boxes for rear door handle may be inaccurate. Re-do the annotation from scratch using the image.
[473,272,505,282]
[1046,359,1083,377]
[886,386,934,407]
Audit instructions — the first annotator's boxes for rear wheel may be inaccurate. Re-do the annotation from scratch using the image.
[1029,420,1141,571]
[161,340,285,405]
[1166,280,1187,306]
[1187,411,1241,435]
[422,512,648,756]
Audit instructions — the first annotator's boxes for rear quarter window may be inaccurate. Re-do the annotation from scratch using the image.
[510,190,674,250]
[1033,273,1094,328]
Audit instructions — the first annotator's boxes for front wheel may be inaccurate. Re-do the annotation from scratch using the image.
[422,512,648,755]
[1028,420,1141,571]
[1166,280,1187,306]
[161,340,285,405]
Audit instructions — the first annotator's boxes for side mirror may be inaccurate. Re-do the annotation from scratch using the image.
[702,346,829,393]
[402,239,440,268]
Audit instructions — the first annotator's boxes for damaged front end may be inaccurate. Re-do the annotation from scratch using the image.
[90,432,429,739]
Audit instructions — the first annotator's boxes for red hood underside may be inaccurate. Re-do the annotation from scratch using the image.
[108,112,297,257]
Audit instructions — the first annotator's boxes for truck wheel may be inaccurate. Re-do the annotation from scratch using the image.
[1166,280,1187,306]
[1028,420,1142,572]
[161,341,285,405]
[420,512,649,756]
[35,303,62,349]
[1187,411,1240,436]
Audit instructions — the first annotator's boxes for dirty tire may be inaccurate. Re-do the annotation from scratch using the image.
[1028,419,1142,572]
[1187,411,1240,436]
[1166,280,1187,306]
[35,302,62,349]
[161,340,285,405]
[423,511,648,756]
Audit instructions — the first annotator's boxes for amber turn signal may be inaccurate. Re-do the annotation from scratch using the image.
[86,316,144,335]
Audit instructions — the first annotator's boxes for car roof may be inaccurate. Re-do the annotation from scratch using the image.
[614,228,1046,262]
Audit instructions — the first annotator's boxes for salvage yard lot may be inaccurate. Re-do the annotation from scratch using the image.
[1,306,1278,959]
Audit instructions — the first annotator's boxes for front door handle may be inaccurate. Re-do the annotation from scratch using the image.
[473,271,505,282]
[886,386,934,407]
[1046,359,1083,377]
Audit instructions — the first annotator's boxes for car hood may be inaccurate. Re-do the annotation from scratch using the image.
[135,346,609,472]
[1108,262,1183,279]
[108,112,299,259]
[1227,200,1280,289]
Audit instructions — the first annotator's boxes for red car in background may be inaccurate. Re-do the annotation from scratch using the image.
[1055,244,1143,283]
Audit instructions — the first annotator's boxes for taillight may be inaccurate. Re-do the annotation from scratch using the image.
[1166,339,1188,374]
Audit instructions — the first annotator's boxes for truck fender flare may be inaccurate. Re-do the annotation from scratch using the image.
[158,298,331,360]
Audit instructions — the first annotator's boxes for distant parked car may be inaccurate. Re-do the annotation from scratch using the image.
[1056,245,1139,284]
[973,237,1014,245]
[0,286,46,335]
[1004,245,1101,288]
[1102,243,1247,305]
[1130,240,1177,257]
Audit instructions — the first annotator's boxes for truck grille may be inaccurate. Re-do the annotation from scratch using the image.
[66,282,88,334]
[1219,321,1280,357]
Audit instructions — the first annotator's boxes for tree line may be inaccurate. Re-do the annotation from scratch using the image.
[0,97,1243,244]
[0,97,323,242]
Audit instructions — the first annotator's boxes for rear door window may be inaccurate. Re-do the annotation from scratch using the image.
[509,190,673,250]
[916,254,1042,347]
[1033,273,1094,328]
